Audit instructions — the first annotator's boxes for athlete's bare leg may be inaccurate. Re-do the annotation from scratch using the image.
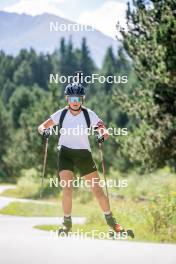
[83,171,110,212]
[59,170,73,216]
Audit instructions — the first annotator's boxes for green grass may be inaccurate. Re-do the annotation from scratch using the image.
[1,167,176,243]
[1,196,176,242]
[0,183,15,186]
[0,201,59,217]
[109,167,176,200]
[34,197,176,243]
[0,197,102,217]
[0,168,60,199]
[1,188,30,198]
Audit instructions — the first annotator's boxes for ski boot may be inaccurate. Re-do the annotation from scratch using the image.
[105,213,134,239]
[58,216,72,236]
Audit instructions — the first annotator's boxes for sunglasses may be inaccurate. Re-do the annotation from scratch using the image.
[67,97,82,103]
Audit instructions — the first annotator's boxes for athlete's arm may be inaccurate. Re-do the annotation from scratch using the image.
[38,108,62,135]
[38,118,55,135]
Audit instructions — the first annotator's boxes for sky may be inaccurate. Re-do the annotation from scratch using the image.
[0,0,130,39]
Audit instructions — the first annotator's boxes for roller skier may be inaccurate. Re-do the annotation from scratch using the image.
[38,80,134,239]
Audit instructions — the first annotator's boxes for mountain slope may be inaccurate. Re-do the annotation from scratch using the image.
[0,11,119,67]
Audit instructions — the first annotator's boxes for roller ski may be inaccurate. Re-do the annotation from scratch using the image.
[105,213,135,239]
[58,216,72,236]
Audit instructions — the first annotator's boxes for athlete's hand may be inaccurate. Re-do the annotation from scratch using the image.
[97,134,104,143]
[43,128,51,139]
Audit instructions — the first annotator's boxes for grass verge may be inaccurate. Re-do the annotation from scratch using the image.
[0,168,176,243]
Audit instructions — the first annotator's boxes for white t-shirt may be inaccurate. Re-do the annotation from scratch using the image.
[50,107,101,151]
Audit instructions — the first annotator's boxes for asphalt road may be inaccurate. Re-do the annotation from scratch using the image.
[0,185,176,264]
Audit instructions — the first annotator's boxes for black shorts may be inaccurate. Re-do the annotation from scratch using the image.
[58,145,97,176]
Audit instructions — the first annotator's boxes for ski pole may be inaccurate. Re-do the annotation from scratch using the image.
[40,137,49,198]
[98,143,110,208]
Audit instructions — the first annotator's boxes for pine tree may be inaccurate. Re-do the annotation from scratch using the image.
[0,100,10,177]
[59,38,67,76]
[117,0,176,170]
[80,38,95,77]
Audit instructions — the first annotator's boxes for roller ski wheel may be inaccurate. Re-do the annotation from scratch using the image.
[109,224,134,239]
[58,226,71,236]
[58,217,72,237]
